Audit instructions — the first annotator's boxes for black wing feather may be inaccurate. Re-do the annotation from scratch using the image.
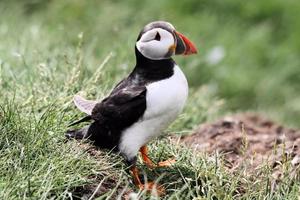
[68,115,92,127]
[91,85,147,129]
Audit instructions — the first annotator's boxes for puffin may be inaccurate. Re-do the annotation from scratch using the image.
[66,21,197,193]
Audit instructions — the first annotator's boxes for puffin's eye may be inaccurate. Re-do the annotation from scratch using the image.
[154,32,161,41]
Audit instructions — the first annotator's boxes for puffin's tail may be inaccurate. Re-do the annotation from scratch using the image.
[66,121,116,150]
[68,115,92,127]
[65,125,90,140]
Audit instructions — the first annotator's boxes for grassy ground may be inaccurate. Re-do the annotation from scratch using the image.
[0,0,299,199]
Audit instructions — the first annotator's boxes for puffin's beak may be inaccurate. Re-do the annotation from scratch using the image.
[174,31,197,55]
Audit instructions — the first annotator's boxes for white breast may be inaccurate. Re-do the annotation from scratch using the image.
[119,65,188,160]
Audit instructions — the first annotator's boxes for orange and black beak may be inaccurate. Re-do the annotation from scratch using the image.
[174,31,197,55]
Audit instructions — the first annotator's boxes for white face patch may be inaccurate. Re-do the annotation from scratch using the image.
[136,28,175,60]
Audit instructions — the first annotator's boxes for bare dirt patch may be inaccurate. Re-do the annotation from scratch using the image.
[181,113,300,177]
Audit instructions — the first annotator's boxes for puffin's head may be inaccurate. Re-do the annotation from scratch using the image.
[136,21,197,60]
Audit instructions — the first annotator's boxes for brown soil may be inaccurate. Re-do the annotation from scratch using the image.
[181,113,300,177]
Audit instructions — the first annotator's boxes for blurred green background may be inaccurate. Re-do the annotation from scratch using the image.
[1,0,300,127]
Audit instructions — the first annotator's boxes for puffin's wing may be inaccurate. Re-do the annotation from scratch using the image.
[91,86,147,128]
[73,95,97,115]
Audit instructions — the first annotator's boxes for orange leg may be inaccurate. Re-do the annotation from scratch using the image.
[140,145,156,168]
[130,165,143,187]
[140,145,176,168]
[129,165,165,195]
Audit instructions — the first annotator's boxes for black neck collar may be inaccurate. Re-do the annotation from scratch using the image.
[131,47,175,82]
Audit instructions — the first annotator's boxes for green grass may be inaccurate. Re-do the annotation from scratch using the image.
[0,0,300,199]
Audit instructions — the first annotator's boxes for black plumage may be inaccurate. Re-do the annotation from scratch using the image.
[66,47,175,152]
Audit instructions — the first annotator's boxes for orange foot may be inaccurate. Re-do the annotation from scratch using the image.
[130,166,165,196]
[157,158,176,167]
[139,182,165,195]
[140,145,176,168]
